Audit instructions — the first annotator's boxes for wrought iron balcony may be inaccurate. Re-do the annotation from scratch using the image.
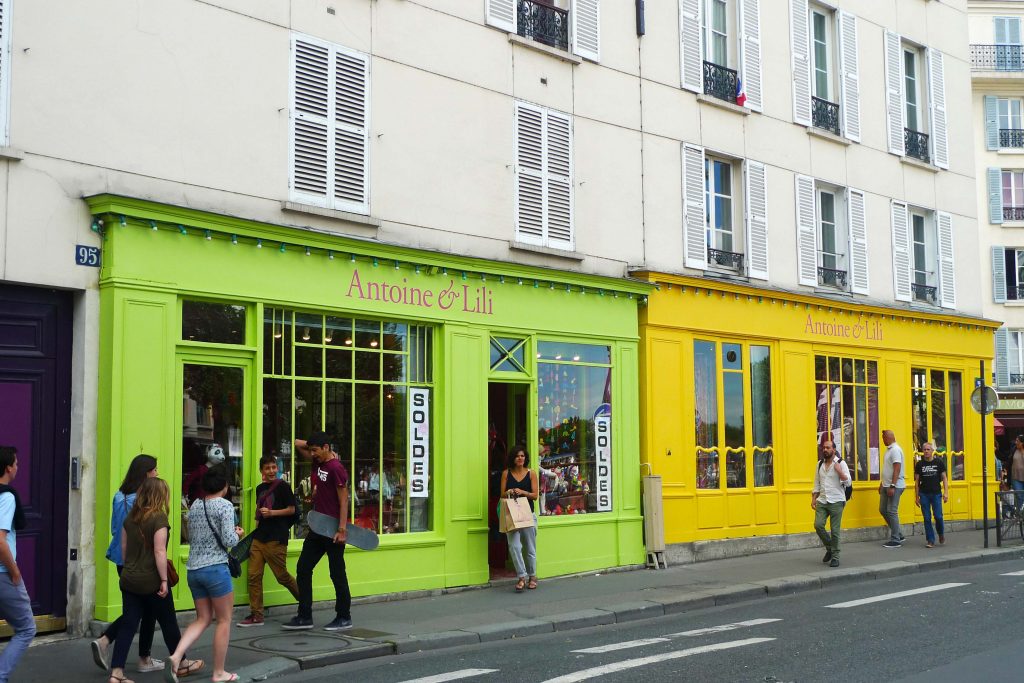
[911,282,937,304]
[707,247,744,271]
[1011,373,1024,385]
[817,267,848,289]
[811,96,840,136]
[1004,206,1024,221]
[1000,129,1024,148]
[516,0,568,51]
[971,44,1024,71]
[703,61,739,104]
[1013,284,1024,301]
[904,128,930,163]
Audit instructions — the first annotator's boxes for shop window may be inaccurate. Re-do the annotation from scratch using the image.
[263,309,434,536]
[490,336,528,373]
[815,355,880,481]
[694,340,774,490]
[537,342,612,515]
[182,300,246,345]
[911,368,965,481]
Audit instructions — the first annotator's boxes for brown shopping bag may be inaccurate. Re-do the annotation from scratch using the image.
[499,497,535,533]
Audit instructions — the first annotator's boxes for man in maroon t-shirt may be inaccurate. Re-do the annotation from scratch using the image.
[282,431,352,631]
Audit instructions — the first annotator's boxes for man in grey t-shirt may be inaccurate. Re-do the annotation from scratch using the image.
[880,430,906,548]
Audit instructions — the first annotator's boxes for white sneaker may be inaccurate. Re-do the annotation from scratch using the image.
[138,658,165,673]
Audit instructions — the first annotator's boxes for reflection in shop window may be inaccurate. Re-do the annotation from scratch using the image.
[537,342,612,515]
[815,355,879,481]
[750,345,774,487]
[911,368,965,481]
[263,309,433,536]
[695,341,719,489]
[182,301,247,345]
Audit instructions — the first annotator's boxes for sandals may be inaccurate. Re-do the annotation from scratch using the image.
[177,658,204,677]
[109,676,135,683]
[527,578,538,590]
[514,578,526,593]
[211,675,239,682]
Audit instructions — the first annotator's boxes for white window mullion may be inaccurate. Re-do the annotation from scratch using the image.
[0,0,11,146]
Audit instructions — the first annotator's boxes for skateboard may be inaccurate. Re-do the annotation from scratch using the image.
[306,510,380,551]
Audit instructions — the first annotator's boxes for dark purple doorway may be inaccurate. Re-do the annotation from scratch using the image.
[0,284,72,629]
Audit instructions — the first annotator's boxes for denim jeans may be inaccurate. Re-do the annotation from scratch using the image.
[919,492,945,544]
[506,524,537,579]
[879,487,904,542]
[0,573,36,683]
[813,501,845,558]
[1013,479,1024,513]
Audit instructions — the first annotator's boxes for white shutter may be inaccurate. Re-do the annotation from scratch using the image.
[989,168,1004,224]
[745,160,769,280]
[680,0,702,93]
[847,188,869,295]
[985,95,1000,151]
[890,200,911,302]
[572,0,600,62]
[795,174,818,287]
[993,246,1007,304]
[291,36,331,208]
[837,10,860,142]
[995,327,1010,388]
[333,48,370,212]
[515,102,545,245]
[485,0,516,32]
[682,144,707,270]
[936,211,955,309]
[884,31,905,156]
[928,48,949,170]
[545,110,574,250]
[789,0,812,126]
[738,0,763,112]
[0,0,11,146]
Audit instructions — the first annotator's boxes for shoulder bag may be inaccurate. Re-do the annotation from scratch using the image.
[202,499,242,578]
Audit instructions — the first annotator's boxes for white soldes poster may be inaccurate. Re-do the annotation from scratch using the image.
[408,387,430,498]
[595,414,612,511]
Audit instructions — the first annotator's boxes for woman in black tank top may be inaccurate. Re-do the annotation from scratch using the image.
[500,446,539,592]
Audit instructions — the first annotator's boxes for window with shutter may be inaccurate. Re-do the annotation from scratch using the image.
[289,35,369,214]
[995,327,1011,388]
[884,31,905,156]
[890,200,911,302]
[682,144,708,270]
[927,48,948,169]
[0,0,10,146]
[680,0,758,109]
[990,167,1005,224]
[936,211,955,309]
[486,0,517,33]
[705,155,742,271]
[847,188,868,294]
[998,98,1024,149]
[794,174,817,287]
[744,160,768,280]
[514,102,574,250]
[680,0,703,93]
[1003,170,1024,222]
[993,245,1008,303]
[790,0,812,126]
[995,16,1023,71]
[572,0,601,62]
[487,0,598,59]
[738,0,762,112]
[837,10,859,142]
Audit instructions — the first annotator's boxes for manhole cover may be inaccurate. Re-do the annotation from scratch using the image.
[246,633,355,655]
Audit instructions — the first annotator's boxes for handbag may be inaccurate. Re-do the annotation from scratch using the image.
[499,496,535,533]
[202,499,242,578]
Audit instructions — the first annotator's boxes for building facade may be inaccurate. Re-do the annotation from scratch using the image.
[0,0,997,636]
[970,1,1024,451]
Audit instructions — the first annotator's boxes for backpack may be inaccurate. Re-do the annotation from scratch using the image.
[820,457,853,501]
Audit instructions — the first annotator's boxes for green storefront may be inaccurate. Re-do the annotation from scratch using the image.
[89,195,648,620]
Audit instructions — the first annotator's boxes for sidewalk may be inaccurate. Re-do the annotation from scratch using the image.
[16,528,1024,682]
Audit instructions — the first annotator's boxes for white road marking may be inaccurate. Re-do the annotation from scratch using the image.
[396,669,499,683]
[666,617,782,638]
[1000,570,1024,576]
[825,583,970,609]
[543,638,774,683]
[572,637,670,654]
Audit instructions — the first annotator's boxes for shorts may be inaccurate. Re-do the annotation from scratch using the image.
[187,563,233,600]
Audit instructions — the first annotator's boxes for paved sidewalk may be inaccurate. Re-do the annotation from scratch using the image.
[15,528,1024,682]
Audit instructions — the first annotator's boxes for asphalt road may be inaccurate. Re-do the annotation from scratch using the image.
[279,558,1024,683]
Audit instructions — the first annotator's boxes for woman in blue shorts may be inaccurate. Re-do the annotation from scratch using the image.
[164,465,242,683]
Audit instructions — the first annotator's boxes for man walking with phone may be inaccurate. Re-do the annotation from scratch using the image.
[0,446,35,683]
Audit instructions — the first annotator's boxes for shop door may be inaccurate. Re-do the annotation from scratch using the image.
[0,285,72,635]
[177,358,250,603]
[487,382,528,578]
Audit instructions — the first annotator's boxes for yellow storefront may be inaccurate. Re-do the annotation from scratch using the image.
[636,273,1000,544]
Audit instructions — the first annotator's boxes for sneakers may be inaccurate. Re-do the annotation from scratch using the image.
[939,535,945,545]
[882,540,902,549]
[237,614,264,628]
[137,658,165,673]
[822,550,833,563]
[925,542,934,548]
[90,638,110,671]
[829,558,840,567]
[323,616,353,631]
[281,616,315,631]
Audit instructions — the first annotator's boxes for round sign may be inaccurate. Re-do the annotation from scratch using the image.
[970,385,998,415]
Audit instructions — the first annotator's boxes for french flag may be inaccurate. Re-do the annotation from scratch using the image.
[735,77,747,107]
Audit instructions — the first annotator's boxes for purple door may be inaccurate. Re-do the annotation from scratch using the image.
[0,285,71,623]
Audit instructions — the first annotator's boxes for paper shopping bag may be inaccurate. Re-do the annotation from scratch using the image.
[499,497,535,533]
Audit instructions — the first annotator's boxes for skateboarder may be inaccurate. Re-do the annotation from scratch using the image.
[282,432,352,631]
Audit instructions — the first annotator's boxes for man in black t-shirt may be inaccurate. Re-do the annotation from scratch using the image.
[238,456,300,627]
[914,442,949,548]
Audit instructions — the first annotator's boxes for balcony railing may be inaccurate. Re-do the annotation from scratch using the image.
[817,267,848,289]
[707,247,744,271]
[911,282,937,304]
[1011,373,1024,385]
[970,44,1024,71]
[1004,206,1024,221]
[905,128,930,163]
[703,61,739,104]
[517,0,569,51]
[1000,129,1024,148]
[811,96,840,135]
